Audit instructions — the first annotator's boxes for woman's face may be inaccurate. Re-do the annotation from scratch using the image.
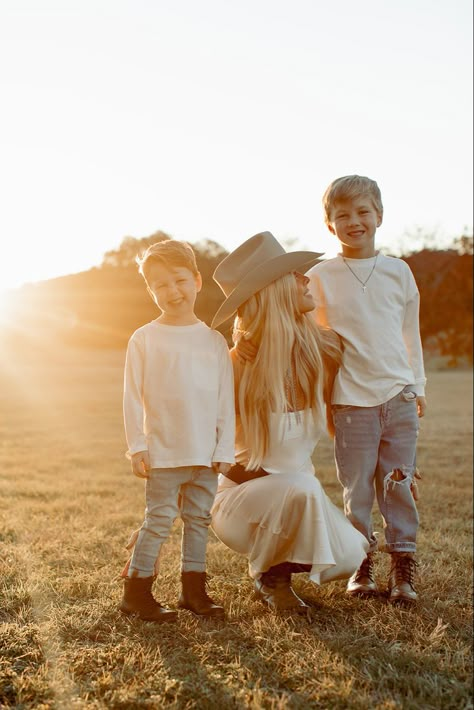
[294,272,315,314]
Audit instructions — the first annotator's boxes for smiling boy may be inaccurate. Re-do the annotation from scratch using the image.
[120,239,235,622]
[306,175,427,604]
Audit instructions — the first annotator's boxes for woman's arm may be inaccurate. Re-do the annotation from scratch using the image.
[229,347,245,416]
[319,328,342,439]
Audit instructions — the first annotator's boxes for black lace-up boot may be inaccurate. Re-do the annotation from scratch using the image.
[346,553,378,597]
[388,552,418,604]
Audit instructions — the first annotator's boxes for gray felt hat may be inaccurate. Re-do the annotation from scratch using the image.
[211,231,323,328]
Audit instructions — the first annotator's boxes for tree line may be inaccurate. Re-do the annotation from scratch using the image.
[3,231,472,365]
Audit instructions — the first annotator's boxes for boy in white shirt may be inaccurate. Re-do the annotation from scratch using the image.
[120,239,235,622]
[307,175,427,605]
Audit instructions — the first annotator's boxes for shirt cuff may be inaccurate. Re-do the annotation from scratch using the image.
[212,453,235,465]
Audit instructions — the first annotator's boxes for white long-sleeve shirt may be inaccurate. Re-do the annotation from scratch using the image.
[123,320,235,468]
[306,253,426,407]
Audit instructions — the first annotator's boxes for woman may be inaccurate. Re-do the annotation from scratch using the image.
[210,231,368,613]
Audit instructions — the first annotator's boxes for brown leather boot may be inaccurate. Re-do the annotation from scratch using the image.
[254,564,309,614]
[178,571,225,618]
[120,576,177,622]
[388,552,418,605]
[346,553,378,597]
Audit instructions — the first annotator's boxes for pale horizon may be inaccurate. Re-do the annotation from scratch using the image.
[0,0,472,292]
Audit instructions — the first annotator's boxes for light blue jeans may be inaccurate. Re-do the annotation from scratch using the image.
[333,386,420,554]
[127,466,218,577]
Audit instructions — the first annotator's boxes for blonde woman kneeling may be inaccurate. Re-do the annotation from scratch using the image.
[211,232,369,614]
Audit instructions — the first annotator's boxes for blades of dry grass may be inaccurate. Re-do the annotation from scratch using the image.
[0,347,472,709]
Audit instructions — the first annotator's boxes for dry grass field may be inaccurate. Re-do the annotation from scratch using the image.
[0,342,472,709]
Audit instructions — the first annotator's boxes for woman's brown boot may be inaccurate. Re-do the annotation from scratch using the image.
[254,563,309,614]
[120,576,177,623]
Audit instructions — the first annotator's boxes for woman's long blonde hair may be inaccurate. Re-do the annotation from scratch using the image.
[233,272,341,469]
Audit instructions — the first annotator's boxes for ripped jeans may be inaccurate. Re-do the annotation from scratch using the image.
[333,386,419,553]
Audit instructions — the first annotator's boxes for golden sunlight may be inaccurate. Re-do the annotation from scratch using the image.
[0,289,14,325]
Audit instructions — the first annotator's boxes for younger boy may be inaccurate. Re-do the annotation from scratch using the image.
[306,175,427,604]
[120,239,235,622]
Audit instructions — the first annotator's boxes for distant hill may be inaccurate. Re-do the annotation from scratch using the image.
[1,237,232,350]
[2,236,472,365]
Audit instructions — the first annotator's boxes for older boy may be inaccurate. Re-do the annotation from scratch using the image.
[307,175,426,604]
[120,239,235,622]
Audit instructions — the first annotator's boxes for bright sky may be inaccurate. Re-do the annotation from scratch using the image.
[0,0,472,291]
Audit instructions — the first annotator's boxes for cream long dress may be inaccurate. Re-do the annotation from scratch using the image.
[211,409,369,584]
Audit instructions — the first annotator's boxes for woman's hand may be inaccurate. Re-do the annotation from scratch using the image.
[416,396,427,417]
[411,468,422,500]
[231,339,257,364]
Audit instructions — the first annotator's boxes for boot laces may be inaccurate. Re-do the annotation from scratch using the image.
[393,555,417,588]
[355,554,375,583]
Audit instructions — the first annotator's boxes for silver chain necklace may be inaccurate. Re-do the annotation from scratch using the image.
[342,253,379,292]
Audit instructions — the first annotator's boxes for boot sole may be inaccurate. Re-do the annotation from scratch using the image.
[254,589,310,614]
[346,589,379,598]
[388,596,417,606]
[177,603,225,618]
[120,607,178,623]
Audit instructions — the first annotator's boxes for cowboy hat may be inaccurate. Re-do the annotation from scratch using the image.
[211,231,323,328]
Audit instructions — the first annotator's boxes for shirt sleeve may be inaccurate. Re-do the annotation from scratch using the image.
[212,337,236,464]
[123,333,148,457]
[403,270,427,396]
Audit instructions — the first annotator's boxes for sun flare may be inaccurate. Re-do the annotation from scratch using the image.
[0,288,26,332]
[0,289,14,325]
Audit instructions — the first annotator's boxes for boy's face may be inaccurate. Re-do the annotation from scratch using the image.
[147,262,202,324]
[327,195,382,258]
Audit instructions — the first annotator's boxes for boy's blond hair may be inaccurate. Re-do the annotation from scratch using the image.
[137,240,199,285]
[322,175,383,225]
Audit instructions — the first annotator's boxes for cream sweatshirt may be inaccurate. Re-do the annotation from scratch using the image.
[307,253,426,406]
[123,320,235,468]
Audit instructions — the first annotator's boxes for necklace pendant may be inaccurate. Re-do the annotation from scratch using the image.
[342,253,378,294]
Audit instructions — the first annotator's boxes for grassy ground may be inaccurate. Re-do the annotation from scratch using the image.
[0,344,472,709]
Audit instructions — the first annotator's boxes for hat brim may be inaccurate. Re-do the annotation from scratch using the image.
[211,251,323,329]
